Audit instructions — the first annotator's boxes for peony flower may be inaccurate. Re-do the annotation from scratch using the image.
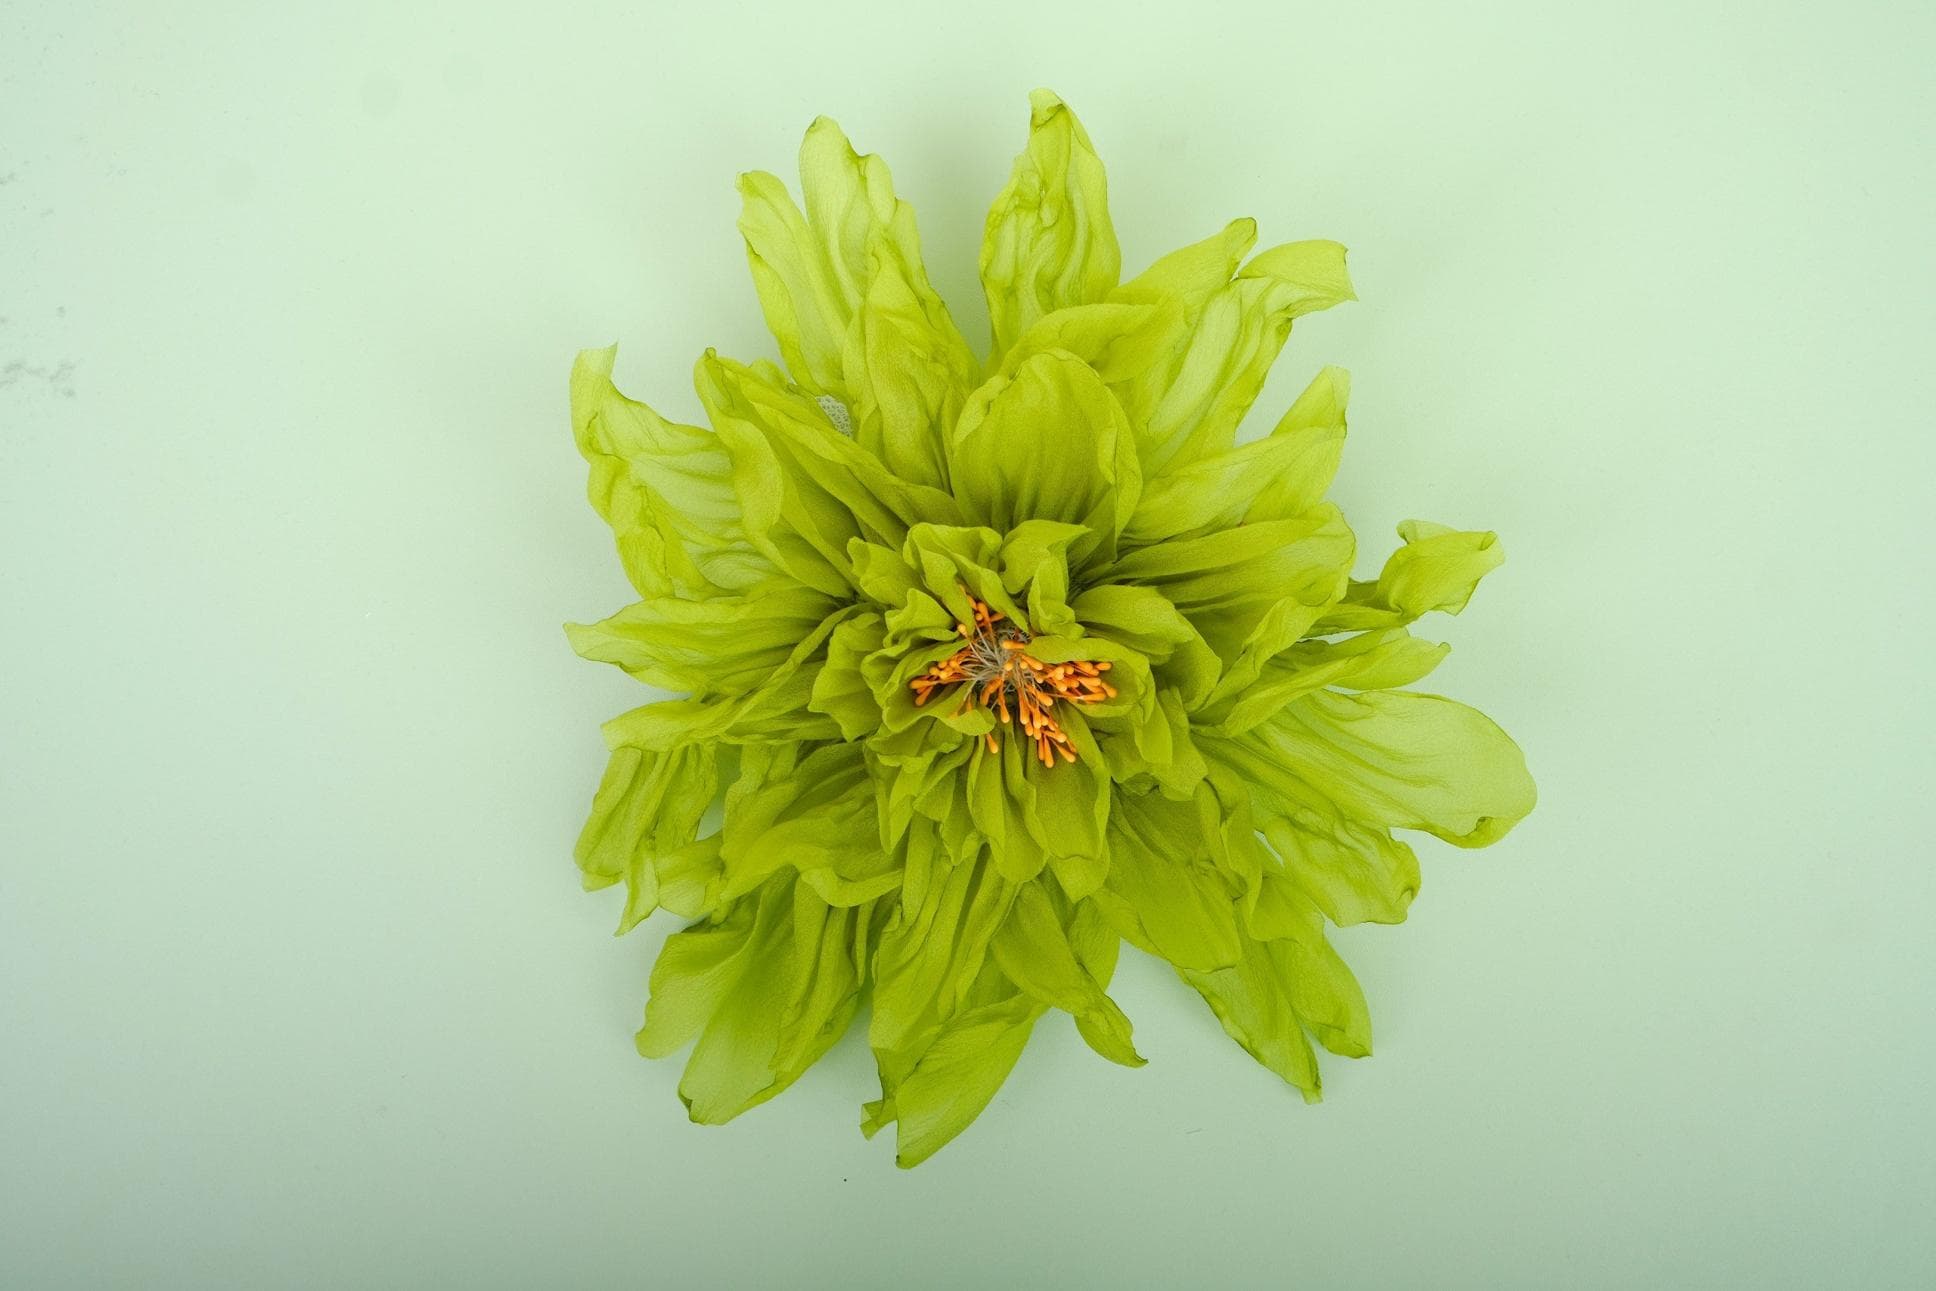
[566,89,1535,1167]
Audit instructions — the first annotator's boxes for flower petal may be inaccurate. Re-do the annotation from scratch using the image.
[872,987,1042,1169]
[948,350,1141,566]
[599,605,859,751]
[1205,627,1450,736]
[569,346,773,598]
[1249,689,1536,847]
[574,744,718,933]
[1112,218,1258,315]
[1125,366,1349,545]
[666,877,870,1124]
[1102,504,1353,665]
[1094,788,1245,971]
[717,746,900,906]
[979,90,1121,359]
[1180,940,1323,1100]
[1127,240,1355,475]
[697,352,965,593]
[738,117,900,395]
[565,583,839,698]
[845,202,979,491]
[1317,521,1506,631]
[990,882,1144,1067]
[807,611,889,741]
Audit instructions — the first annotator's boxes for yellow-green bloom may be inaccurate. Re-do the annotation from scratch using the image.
[567,90,1535,1167]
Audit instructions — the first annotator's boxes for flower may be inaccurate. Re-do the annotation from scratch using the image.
[566,89,1535,1167]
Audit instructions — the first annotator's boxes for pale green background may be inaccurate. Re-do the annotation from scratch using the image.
[3,1,1931,1286]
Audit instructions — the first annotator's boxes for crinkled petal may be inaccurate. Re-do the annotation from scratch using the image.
[980,90,1120,359]
[565,583,838,698]
[738,118,897,395]
[569,346,773,597]
[990,882,1143,1067]
[1126,240,1355,475]
[1126,366,1350,545]
[1094,787,1244,971]
[1247,689,1536,847]
[845,202,978,491]
[1102,504,1353,666]
[948,350,1141,567]
[1317,521,1506,632]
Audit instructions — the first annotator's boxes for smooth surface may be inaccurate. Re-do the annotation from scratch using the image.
[3,1,1932,1286]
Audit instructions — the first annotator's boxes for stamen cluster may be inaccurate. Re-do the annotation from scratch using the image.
[909,594,1115,766]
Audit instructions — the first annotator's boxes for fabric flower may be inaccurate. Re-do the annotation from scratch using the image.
[566,89,1535,1167]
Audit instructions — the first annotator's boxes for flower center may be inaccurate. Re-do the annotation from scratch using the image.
[908,594,1115,767]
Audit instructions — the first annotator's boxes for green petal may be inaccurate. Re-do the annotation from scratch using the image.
[738,117,896,394]
[1206,627,1450,736]
[989,882,1143,1067]
[846,202,979,491]
[948,350,1141,566]
[574,744,719,933]
[967,739,1049,883]
[1251,689,1536,847]
[637,881,767,1060]
[667,876,870,1124]
[1102,504,1353,665]
[1243,877,1374,1058]
[808,611,889,740]
[1201,731,1422,927]
[1126,366,1350,544]
[1181,938,1323,1100]
[1127,240,1355,475]
[599,605,858,751]
[875,987,1042,1168]
[697,352,963,593]
[1317,521,1506,631]
[999,300,1187,387]
[980,90,1120,359]
[869,849,1016,1059]
[1094,788,1244,971]
[1071,583,1222,709]
[1112,218,1258,316]
[565,583,838,698]
[569,346,772,598]
[717,745,899,905]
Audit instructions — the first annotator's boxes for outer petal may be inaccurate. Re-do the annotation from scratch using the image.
[716,745,901,907]
[652,876,874,1125]
[872,986,1042,1169]
[1127,240,1355,475]
[599,605,859,751]
[1316,521,1506,632]
[565,584,838,698]
[1181,939,1323,1099]
[979,90,1121,359]
[575,744,718,933]
[1126,366,1350,545]
[569,346,772,598]
[738,117,897,395]
[1112,218,1258,317]
[1094,787,1245,971]
[989,882,1143,1067]
[1250,689,1536,847]
[1201,731,1426,926]
[1204,626,1450,736]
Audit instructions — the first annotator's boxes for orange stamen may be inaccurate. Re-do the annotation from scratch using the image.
[906,590,1112,767]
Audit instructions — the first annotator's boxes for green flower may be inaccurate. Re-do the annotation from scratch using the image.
[567,89,1535,1167]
